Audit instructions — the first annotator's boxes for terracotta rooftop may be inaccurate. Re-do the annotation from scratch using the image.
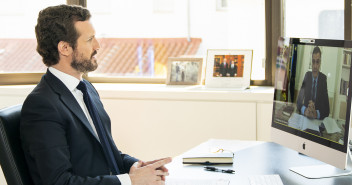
[0,38,202,76]
[0,39,44,73]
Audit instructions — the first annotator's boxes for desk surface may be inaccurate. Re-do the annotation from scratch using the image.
[166,139,352,185]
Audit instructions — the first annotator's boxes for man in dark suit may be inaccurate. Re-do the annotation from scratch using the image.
[297,46,329,120]
[219,58,228,77]
[20,5,170,185]
[228,59,238,77]
[175,63,180,81]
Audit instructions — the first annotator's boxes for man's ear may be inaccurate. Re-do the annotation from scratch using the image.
[58,41,73,56]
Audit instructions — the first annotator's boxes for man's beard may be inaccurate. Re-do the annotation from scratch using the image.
[71,50,98,74]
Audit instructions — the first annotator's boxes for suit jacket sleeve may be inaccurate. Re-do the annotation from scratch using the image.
[317,74,330,119]
[21,94,123,185]
[297,72,308,113]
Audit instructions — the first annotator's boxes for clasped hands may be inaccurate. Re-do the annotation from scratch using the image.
[129,157,172,185]
[304,100,317,119]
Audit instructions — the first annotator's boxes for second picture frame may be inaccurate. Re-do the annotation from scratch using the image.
[166,57,203,85]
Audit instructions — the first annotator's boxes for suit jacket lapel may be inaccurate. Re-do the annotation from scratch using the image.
[44,70,100,142]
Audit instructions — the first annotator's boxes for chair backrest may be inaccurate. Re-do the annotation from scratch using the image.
[0,105,34,185]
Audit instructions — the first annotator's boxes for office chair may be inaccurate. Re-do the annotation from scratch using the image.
[0,104,34,185]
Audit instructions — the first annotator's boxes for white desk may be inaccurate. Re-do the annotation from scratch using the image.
[165,139,262,184]
[166,139,352,185]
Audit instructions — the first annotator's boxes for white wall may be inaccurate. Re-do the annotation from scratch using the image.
[104,99,258,160]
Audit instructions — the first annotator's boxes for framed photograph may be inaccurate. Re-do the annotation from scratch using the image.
[166,57,203,85]
[205,49,253,89]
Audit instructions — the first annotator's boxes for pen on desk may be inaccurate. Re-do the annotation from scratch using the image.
[204,166,235,174]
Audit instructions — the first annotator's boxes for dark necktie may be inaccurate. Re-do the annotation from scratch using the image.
[77,81,120,174]
[312,79,316,102]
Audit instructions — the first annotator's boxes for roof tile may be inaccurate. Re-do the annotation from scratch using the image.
[0,38,201,76]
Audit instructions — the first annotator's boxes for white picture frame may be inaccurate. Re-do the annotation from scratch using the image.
[205,49,253,89]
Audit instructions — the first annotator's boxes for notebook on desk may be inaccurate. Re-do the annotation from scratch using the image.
[182,152,234,165]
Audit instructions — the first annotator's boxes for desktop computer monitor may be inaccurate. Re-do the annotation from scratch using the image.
[271,37,352,178]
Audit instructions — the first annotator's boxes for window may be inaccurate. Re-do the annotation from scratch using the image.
[284,0,344,39]
[88,0,266,80]
[0,0,267,84]
[265,0,350,87]
[0,0,65,74]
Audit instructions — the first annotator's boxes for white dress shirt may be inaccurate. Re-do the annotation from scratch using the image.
[48,67,132,185]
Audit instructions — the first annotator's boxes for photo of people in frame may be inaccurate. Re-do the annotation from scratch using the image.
[169,61,200,83]
[213,55,244,77]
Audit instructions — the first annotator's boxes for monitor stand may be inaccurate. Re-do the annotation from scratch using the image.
[290,149,352,179]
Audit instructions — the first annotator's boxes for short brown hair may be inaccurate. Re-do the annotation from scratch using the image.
[35,4,91,66]
[312,46,321,56]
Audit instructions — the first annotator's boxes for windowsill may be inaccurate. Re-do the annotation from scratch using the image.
[0,84,274,102]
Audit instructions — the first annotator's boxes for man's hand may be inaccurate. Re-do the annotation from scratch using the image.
[140,158,170,181]
[304,109,317,119]
[304,101,317,119]
[129,157,172,185]
[308,101,315,111]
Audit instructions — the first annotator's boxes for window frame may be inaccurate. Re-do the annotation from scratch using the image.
[2,0,349,86]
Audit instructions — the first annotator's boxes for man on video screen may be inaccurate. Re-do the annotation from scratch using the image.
[297,46,330,120]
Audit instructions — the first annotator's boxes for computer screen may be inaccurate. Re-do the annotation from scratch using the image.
[271,37,352,178]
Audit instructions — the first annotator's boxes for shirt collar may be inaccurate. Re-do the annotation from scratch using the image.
[48,67,81,92]
[312,73,319,82]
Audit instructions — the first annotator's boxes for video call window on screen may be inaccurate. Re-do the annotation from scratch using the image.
[273,40,352,146]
